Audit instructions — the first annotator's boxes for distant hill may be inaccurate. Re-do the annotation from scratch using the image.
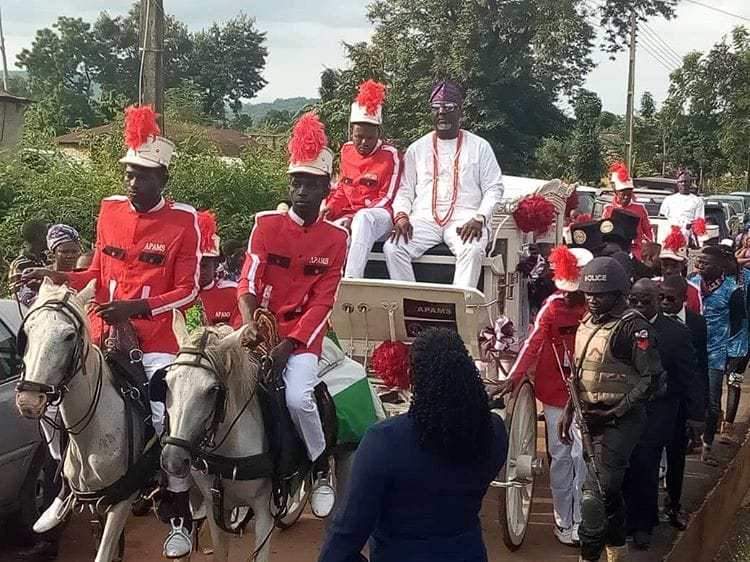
[242,97,318,122]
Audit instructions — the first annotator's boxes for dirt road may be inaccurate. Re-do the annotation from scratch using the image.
[1,412,743,562]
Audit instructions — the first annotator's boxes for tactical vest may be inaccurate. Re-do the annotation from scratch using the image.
[574,313,641,406]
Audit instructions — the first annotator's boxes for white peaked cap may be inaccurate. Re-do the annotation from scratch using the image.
[120,136,176,169]
[288,147,334,177]
[350,101,382,126]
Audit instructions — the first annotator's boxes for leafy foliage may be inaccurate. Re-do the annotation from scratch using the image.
[16,2,268,130]
[317,0,676,174]
[0,128,288,281]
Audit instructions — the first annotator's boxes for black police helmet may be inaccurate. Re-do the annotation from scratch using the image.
[578,256,631,294]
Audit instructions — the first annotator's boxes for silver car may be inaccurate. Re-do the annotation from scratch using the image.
[0,299,55,534]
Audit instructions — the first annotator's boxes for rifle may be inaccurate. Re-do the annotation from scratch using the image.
[553,343,604,497]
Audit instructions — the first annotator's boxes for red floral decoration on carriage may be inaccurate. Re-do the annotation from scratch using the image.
[371,341,411,390]
[512,195,557,235]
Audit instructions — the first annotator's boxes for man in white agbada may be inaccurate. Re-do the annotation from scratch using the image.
[659,170,704,231]
[384,80,504,289]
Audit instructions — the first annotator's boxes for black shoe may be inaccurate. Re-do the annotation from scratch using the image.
[632,530,651,550]
[16,540,58,561]
[666,507,688,531]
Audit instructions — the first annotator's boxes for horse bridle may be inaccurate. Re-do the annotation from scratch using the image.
[16,292,90,404]
[155,331,228,455]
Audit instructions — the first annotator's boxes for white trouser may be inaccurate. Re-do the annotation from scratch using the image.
[343,208,393,279]
[41,404,63,462]
[383,217,488,289]
[544,404,585,530]
[144,352,191,493]
[284,353,326,462]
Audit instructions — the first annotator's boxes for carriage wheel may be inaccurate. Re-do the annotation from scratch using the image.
[496,380,540,551]
[276,472,312,530]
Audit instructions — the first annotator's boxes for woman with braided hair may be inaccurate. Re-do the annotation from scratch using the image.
[319,328,507,562]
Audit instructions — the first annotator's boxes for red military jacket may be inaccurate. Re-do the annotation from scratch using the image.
[238,209,348,356]
[200,279,242,328]
[508,293,586,407]
[326,141,402,221]
[603,202,654,260]
[68,196,200,354]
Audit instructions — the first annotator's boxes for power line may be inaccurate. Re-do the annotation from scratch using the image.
[638,41,678,73]
[682,0,750,22]
[639,31,682,68]
[640,24,683,66]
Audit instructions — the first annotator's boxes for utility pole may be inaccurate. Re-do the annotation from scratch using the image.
[0,8,10,92]
[139,0,164,130]
[624,11,637,171]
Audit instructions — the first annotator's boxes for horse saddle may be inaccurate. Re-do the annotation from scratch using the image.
[103,322,151,417]
[257,375,338,483]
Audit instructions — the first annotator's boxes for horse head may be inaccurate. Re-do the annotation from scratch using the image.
[15,278,97,419]
[160,311,258,478]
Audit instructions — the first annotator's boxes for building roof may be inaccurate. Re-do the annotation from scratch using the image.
[0,90,32,105]
[55,121,256,157]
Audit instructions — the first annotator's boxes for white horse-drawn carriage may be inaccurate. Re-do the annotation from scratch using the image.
[330,176,574,551]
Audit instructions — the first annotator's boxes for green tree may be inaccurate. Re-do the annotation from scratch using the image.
[17,4,268,130]
[190,15,268,120]
[319,0,677,173]
[659,27,750,184]
[571,89,604,184]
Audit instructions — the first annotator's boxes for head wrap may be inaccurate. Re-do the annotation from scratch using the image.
[430,80,465,105]
[46,224,81,253]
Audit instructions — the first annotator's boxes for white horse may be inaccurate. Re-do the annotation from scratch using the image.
[15,279,142,562]
[160,314,275,562]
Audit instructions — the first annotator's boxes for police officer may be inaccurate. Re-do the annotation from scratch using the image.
[559,257,663,562]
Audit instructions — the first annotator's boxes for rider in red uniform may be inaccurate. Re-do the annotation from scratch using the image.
[238,112,348,518]
[26,106,199,558]
[196,211,242,328]
[324,80,401,278]
[501,245,593,546]
[602,162,653,260]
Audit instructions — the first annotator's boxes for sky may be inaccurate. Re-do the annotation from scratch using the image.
[1,0,749,113]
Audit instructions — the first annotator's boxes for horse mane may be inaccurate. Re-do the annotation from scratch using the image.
[32,282,92,337]
[186,326,260,402]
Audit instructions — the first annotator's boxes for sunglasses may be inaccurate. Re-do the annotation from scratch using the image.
[430,102,459,113]
[627,295,654,306]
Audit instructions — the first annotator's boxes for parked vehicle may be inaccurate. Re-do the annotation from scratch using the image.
[634,177,677,192]
[704,200,733,241]
[0,300,55,537]
[572,186,598,218]
[706,195,747,220]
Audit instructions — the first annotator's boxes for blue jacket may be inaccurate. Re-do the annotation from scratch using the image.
[319,413,507,562]
[689,274,745,369]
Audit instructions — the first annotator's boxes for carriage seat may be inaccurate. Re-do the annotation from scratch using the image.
[365,239,496,289]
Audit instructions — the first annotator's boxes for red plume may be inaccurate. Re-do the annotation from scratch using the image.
[356,80,386,116]
[609,161,631,183]
[692,217,707,236]
[663,226,687,252]
[123,105,160,150]
[371,341,410,390]
[288,112,327,164]
[513,195,557,235]
[549,245,579,282]
[197,211,218,254]
[573,213,592,224]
